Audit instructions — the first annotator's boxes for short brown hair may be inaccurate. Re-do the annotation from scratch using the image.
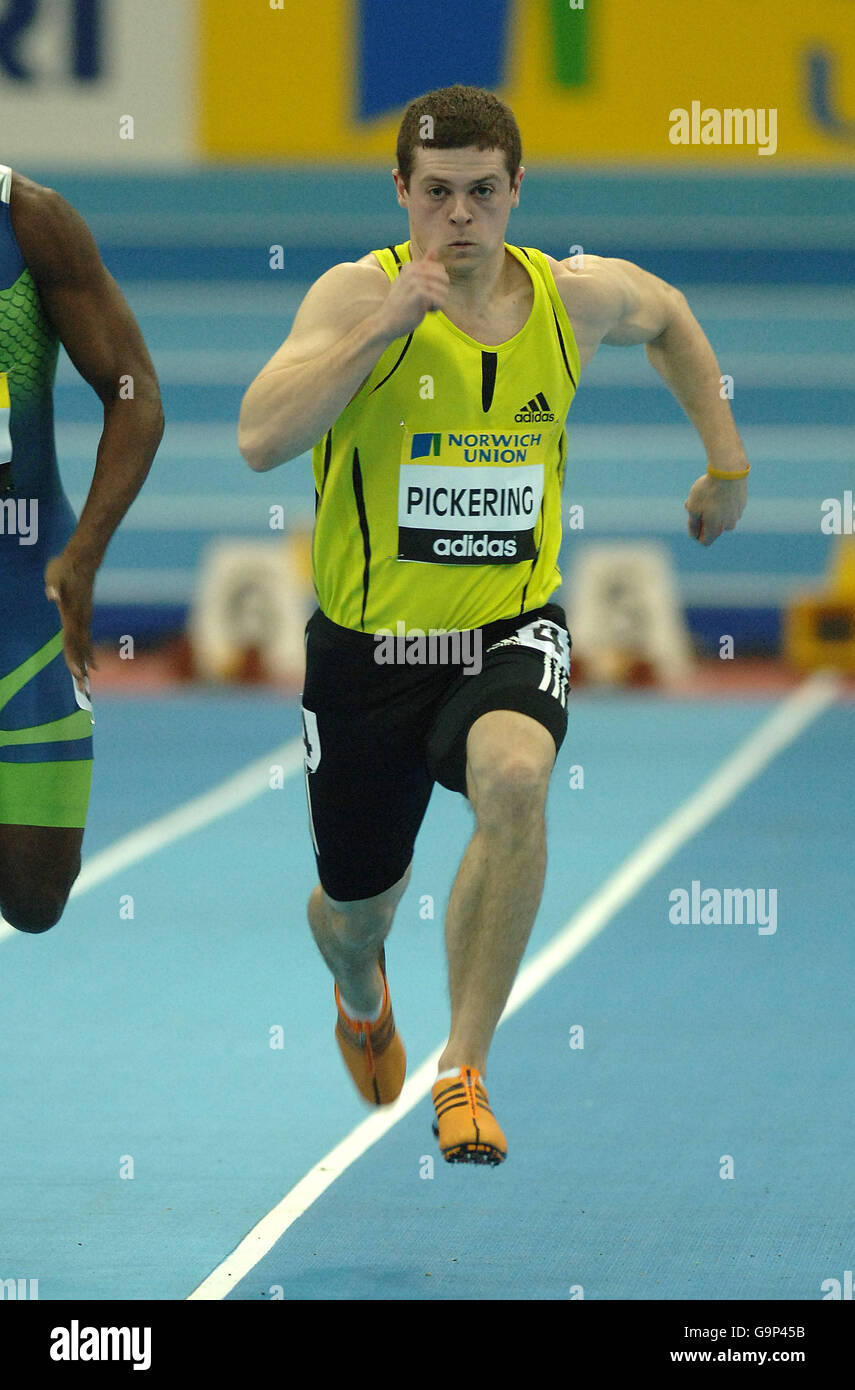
[396,85,522,190]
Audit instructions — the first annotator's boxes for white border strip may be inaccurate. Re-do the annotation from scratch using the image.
[81,212,855,249]
[69,494,834,535]
[54,350,855,388]
[70,565,830,608]
[82,283,855,320]
[54,421,855,461]
[186,669,841,1300]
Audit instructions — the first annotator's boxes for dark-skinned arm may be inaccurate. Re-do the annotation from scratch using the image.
[10,173,164,690]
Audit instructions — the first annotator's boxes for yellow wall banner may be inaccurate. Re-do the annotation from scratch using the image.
[199,0,855,163]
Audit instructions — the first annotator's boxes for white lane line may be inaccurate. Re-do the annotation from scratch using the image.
[186,668,841,1300]
[0,737,305,943]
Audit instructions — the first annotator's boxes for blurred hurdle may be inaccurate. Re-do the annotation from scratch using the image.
[563,541,694,688]
[784,536,855,674]
[188,529,314,686]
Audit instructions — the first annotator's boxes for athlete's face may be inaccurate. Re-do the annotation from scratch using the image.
[394,146,523,263]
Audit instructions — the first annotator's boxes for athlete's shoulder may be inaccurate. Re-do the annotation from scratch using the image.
[309,255,391,297]
[8,168,42,202]
[539,248,645,342]
[338,252,392,282]
[536,248,618,304]
[7,171,95,284]
[352,248,405,283]
[294,255,393,322]
[293,257,390,323]
[354,250,390,270]
[9,169,66,229]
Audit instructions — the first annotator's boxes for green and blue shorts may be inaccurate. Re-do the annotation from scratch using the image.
[0,626,94,828]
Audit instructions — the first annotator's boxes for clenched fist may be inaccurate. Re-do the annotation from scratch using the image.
[376,248,450,339]
[684,472,748,546]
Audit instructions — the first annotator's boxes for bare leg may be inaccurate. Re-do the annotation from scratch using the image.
[307,864,411,1014]
[436,711,555,1076]
[0,824,84,933]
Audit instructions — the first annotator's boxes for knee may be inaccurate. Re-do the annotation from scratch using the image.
[309,865,410,936]
[468,749,552,830]
[0,888,68,934]
[324,891,397,937]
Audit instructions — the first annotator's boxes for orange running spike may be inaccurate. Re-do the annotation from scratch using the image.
[334,950,406,1105]
[431,1066,507,1165]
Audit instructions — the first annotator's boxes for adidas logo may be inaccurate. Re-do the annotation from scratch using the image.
[514,392,555,423]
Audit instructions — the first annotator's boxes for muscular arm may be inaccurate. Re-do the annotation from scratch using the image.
[12,174,164,566]
[557,253,748,470]
[11,173,164,681]
[553,253,749,543]
[238,261,396,471]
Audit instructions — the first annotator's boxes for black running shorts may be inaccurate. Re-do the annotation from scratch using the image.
[301,601,571,902]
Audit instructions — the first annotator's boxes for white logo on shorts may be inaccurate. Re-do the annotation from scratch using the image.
[301,706,321,773]
[487,619,571,706]
[71,671,94,720]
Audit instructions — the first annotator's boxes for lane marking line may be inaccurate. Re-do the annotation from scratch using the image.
[0,736,306,943]
[187,668,841,1299]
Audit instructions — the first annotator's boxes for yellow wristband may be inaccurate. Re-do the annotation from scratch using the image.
[706,463,750,480]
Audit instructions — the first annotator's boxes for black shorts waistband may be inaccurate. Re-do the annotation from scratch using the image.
[309,602,569,652]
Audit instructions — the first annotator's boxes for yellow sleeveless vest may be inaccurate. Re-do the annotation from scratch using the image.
[310,240,579,632]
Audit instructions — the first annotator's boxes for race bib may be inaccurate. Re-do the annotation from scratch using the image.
[398,428,551,565]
